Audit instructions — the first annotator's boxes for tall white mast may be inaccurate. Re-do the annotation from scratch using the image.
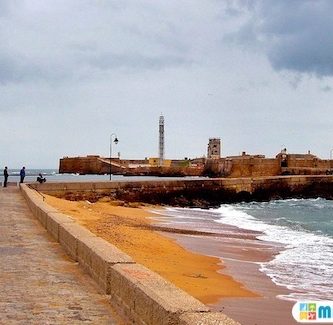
[159,115,164,166]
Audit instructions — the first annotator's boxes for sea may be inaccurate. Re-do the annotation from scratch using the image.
[153,199,333,302]
[0,169,202,183]
[2,169,332,302]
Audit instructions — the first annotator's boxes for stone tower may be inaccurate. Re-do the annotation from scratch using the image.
[207,138,221,159]
[159,115,165,166]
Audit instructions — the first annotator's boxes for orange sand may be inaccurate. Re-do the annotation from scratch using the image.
[44,195,257,304]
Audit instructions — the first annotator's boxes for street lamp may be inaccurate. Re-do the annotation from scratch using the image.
[110,133,119,180]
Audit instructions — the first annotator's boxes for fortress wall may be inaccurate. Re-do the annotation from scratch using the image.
[59,156,105,174]
[287,157,315,168]
[282,157,331,175]
[122,166,204,176]
[229,158,280,177]
[317,159,332,169]
[215,156,331,178]
[59,156,333,178]
[205,157,281,177]
[20,184,239,325]
[59,156,203,176]
[286,157,331,169]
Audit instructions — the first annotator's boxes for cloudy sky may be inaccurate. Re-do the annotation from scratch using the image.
[1,0,333,168]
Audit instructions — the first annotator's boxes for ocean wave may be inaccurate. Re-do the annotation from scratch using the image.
[152,207,215,222]
[214,204,333,301]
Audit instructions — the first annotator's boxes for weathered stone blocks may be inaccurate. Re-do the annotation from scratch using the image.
[46,212,75,242]
[58,223,96,261]
[32,200,58,228]
[179,312,241,325]
[109,263,209,325]
[77,236,134,293]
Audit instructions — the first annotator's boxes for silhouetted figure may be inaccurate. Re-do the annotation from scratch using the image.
[20,166,25,183]
[3,166,8,187]
[37,173,46,184]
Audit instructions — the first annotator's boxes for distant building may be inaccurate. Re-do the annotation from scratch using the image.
[207,138,221,159]
[149,157,171,167]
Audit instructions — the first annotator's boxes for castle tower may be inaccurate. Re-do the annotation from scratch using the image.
[159,115,165,166]
[207,138,221,159]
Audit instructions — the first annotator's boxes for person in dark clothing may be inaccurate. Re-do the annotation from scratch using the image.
[37,173,46,183]
[20,166,25,183]
[3,167,8,187]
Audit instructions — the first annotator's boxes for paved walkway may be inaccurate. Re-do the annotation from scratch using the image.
[0,186,122,324]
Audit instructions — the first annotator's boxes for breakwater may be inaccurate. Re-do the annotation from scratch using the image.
[29,175,333,208]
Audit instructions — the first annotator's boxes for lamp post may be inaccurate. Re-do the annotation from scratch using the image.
[109,133,119,181]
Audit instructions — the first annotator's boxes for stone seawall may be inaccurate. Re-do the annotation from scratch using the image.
[30,175,333,207]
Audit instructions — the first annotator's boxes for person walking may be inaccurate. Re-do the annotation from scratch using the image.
[20,166,25,183]
[3,166,8,187]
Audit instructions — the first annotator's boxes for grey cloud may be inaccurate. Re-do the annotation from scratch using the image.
[1,0,333,168]
[0,1,197,84]
[321,85,332,92]
[0,0,17,17]
[0,49,191,85]
[0,56,17,83]
[0,54,45,84]
[230,0,333,77]
[0,53,72,84]
[86,52,191,71]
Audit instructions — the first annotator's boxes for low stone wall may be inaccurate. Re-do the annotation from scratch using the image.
[29,175,333,207]
[20,184,239,325]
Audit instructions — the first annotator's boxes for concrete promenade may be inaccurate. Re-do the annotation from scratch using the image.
[0,186,122,324]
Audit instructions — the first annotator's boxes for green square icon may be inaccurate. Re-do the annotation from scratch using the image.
[308,303,316,312]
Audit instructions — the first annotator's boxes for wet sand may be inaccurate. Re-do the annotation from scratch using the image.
[162,228,297,325]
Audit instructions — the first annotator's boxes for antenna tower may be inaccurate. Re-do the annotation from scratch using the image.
[159,115,164,166]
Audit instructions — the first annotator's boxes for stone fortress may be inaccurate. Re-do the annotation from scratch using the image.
[59,115,333,177]
[59,146,333,178]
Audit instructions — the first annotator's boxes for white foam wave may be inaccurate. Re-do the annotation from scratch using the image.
[214,205,333,301]
[151,207,210,222]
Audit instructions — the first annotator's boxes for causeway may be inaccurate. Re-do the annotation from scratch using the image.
[0,185,122,324]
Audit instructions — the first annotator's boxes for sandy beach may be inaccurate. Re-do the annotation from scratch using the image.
[44,195,255,302]
[44,195,296,324]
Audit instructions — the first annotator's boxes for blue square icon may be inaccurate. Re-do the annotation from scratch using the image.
[300,303,308,311]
